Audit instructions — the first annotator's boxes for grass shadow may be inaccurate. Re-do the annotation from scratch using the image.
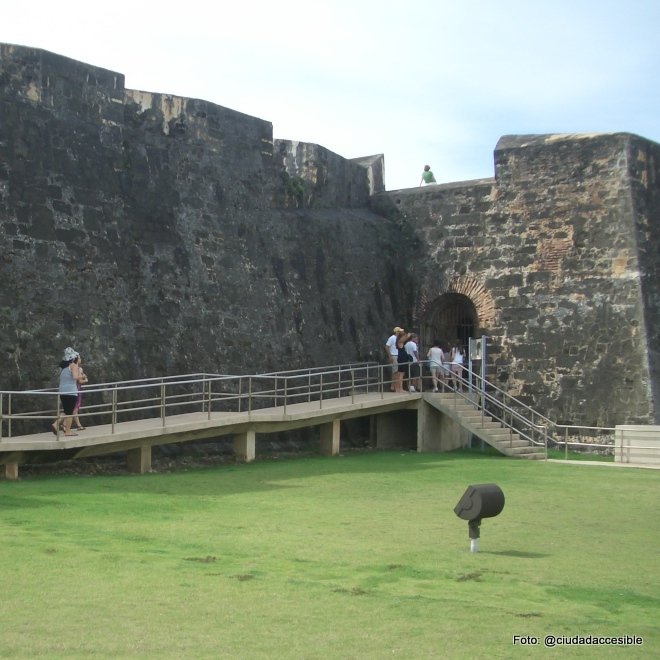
[481,550,550,558]
[1,450,466,501]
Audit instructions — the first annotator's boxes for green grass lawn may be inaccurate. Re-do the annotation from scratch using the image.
[1,451,658,658]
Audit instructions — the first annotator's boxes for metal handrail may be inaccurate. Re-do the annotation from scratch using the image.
[430,362,555,453]
[0,363,383,440]
[430,361,621,457]
[0,360,623,460]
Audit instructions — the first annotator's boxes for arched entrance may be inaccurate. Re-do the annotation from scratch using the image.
[420,293,479,352]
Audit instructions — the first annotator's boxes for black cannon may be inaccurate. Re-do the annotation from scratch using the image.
[454,483,505,552]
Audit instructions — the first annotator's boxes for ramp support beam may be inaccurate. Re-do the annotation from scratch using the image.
[320,419,340,456]
[234,430,256,462]
[127,445,151,474]
[4,462,19,480]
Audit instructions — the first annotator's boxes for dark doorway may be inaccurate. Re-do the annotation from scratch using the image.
[420,293,478,352]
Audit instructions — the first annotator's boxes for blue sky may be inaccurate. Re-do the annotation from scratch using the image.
[1,0,658,190]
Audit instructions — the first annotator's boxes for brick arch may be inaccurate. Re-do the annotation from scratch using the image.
[415,276,497,329]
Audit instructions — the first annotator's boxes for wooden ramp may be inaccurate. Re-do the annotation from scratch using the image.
[0,386,550,480]
[0,392,420,477]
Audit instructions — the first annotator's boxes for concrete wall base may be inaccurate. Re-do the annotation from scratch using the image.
[615,425,660,465]
[376,410,417,450]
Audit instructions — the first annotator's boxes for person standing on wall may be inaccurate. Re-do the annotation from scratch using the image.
[385,326,405,392]
[405,332,421,392]
[419,165,437,186]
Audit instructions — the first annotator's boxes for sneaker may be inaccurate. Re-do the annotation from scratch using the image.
[408,386,416,392]
[433,387,438,393]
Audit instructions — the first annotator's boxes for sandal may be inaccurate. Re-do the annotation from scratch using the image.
[51,423,58,436]
[74,426,85,431]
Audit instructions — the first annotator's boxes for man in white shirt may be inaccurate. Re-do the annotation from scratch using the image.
[384,326,405,391]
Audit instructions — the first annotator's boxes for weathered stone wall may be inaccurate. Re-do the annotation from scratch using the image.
[373,133,660,425]
[2,44,658,428]
[0,44,408,391]
[275,140,383,207]
[626,135,660,420]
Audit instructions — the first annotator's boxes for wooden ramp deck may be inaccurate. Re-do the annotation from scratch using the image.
[0,392,420,477]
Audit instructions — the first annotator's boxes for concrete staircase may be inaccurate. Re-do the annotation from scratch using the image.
[425,392,546,460]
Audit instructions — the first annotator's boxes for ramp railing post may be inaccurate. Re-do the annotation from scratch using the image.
[160,380,166,427]
[284,377,288,415]
[112,385,117,433]
[351,368,355,404]
[54,395,61,440]
[0,392,3,442]
[248,376,253,414]
[207,378,212,420]
[237,376,242,414]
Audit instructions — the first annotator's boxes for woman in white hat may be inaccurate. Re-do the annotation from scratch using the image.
[51,347,86,437]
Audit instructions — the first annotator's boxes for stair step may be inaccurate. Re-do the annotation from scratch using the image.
[460,416,497,425]
[431,393,549,460]
[486,431,522,440]
[489,438,527,448]
[506,446,544,455]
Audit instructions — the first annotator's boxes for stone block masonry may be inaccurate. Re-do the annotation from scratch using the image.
[373,133,660,426]
[0,44,399,394]
[1,44,658,429]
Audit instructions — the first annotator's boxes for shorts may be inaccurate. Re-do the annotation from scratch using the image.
[390,357,399,373]
[398,360,411,374]
[59,394,78,415]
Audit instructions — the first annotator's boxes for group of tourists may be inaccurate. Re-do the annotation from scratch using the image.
[384,327,465,393]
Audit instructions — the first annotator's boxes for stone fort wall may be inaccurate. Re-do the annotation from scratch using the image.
[372,133,660,425]
[1,44,658,426]
[0,44,401,390]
